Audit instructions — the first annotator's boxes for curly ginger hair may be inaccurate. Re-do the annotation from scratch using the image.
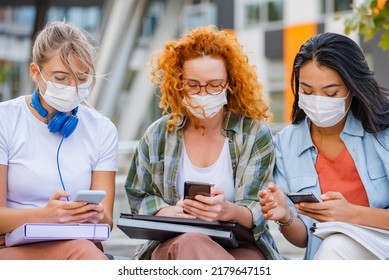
[149,25,271,132]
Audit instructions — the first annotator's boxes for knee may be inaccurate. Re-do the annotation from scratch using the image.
[315,233,358,260]
[62,240,107,260]
[169,233,211,250]
[175,232,212,243]
[66,239,97,248]
[166,233,219,259]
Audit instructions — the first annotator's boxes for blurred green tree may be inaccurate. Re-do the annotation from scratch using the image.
[344,0,389,51]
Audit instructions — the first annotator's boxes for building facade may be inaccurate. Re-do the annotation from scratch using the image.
[0,0,387,139]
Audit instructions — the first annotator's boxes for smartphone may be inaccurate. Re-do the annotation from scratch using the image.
[286,192,320,204]
[184,181,212,200]
[72,190,106,204]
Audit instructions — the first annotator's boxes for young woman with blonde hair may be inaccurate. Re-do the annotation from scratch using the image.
[0,21,118,260]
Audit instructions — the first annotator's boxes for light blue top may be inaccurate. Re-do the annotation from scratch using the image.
[273,111,389,259]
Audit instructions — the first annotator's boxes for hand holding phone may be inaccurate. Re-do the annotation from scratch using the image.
[286,192,320,204]
[184,181,212,200]
[72,190,106,204]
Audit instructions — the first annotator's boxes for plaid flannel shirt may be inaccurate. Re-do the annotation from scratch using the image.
[124,111,282,260]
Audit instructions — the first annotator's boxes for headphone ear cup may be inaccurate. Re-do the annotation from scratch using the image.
[48,112,67,134]
[48,113,78,138]
[60,115,79,138]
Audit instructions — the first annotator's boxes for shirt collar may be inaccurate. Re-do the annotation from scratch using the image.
[176,115,187,131]
[297,117,315,156]
[222,111,240,135]
[297,110,364,156]
[342,110,364,137]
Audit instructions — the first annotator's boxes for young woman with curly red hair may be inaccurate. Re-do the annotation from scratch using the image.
[124,25,281,260]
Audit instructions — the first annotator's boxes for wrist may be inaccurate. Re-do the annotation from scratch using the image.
[347,204,361,224]
[274,209,294,227]
[226,201,236,220]
[32,207,46,223]
[230,203,253,229]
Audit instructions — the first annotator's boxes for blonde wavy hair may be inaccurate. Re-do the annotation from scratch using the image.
[150,25,271,132]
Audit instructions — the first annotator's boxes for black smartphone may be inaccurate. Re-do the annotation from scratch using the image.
[184,181,212,200]
[286,192,320,204]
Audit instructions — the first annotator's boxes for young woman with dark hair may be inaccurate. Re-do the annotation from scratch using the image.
[259,32,389,260]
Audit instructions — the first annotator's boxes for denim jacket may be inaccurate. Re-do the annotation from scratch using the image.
[274,111,389,259]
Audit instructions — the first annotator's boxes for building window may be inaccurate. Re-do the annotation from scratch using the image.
[0,6,36,100]
[334,0,353,12]
[320,0,353,14]
[268,0,283,22]
[47,6,102,34]
[245,3,262,26]
[267,59,284,123]
[179,0,217,34]
[140,0,165,41]
[243,0,283,28]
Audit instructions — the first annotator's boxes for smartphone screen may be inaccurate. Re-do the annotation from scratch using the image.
[287,192,320,204]
[184,181,211,200]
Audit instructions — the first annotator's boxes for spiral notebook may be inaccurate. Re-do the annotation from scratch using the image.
[117,213,254,248]
[311,221,389,260]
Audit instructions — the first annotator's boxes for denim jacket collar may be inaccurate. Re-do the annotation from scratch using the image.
[297,117,315,157]
[341,111,364,137]
[298,111,364,156]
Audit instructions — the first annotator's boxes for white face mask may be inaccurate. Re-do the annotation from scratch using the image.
[39,73,89,112]
[183,89,228,119]
[298,92,351,127]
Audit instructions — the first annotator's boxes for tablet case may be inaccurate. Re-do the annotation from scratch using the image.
[117,213,255,248]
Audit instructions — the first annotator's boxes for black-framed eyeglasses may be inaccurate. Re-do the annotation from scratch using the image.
[183,79,228,95]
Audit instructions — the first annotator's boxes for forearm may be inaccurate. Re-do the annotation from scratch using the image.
[278,214,308,248]
[0,206,45,233]
[226,202,253,229]
[99,210,113,228]
[349,205,389,230]
[91,171,115,228]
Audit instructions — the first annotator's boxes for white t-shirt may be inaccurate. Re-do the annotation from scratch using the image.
[0,96,118,209]
[176,137,234,201]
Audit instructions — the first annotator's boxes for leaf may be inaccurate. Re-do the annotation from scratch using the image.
[378,31,389,50]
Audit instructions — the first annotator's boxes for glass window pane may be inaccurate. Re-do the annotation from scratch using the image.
[334,0,353,12]
[268,59,284,123]
[268,0,283,22]
[245,4,261,26]
[269,90,284,123]
[0,6,36,100]
[47,7,102,34]
[320,0,326,14]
